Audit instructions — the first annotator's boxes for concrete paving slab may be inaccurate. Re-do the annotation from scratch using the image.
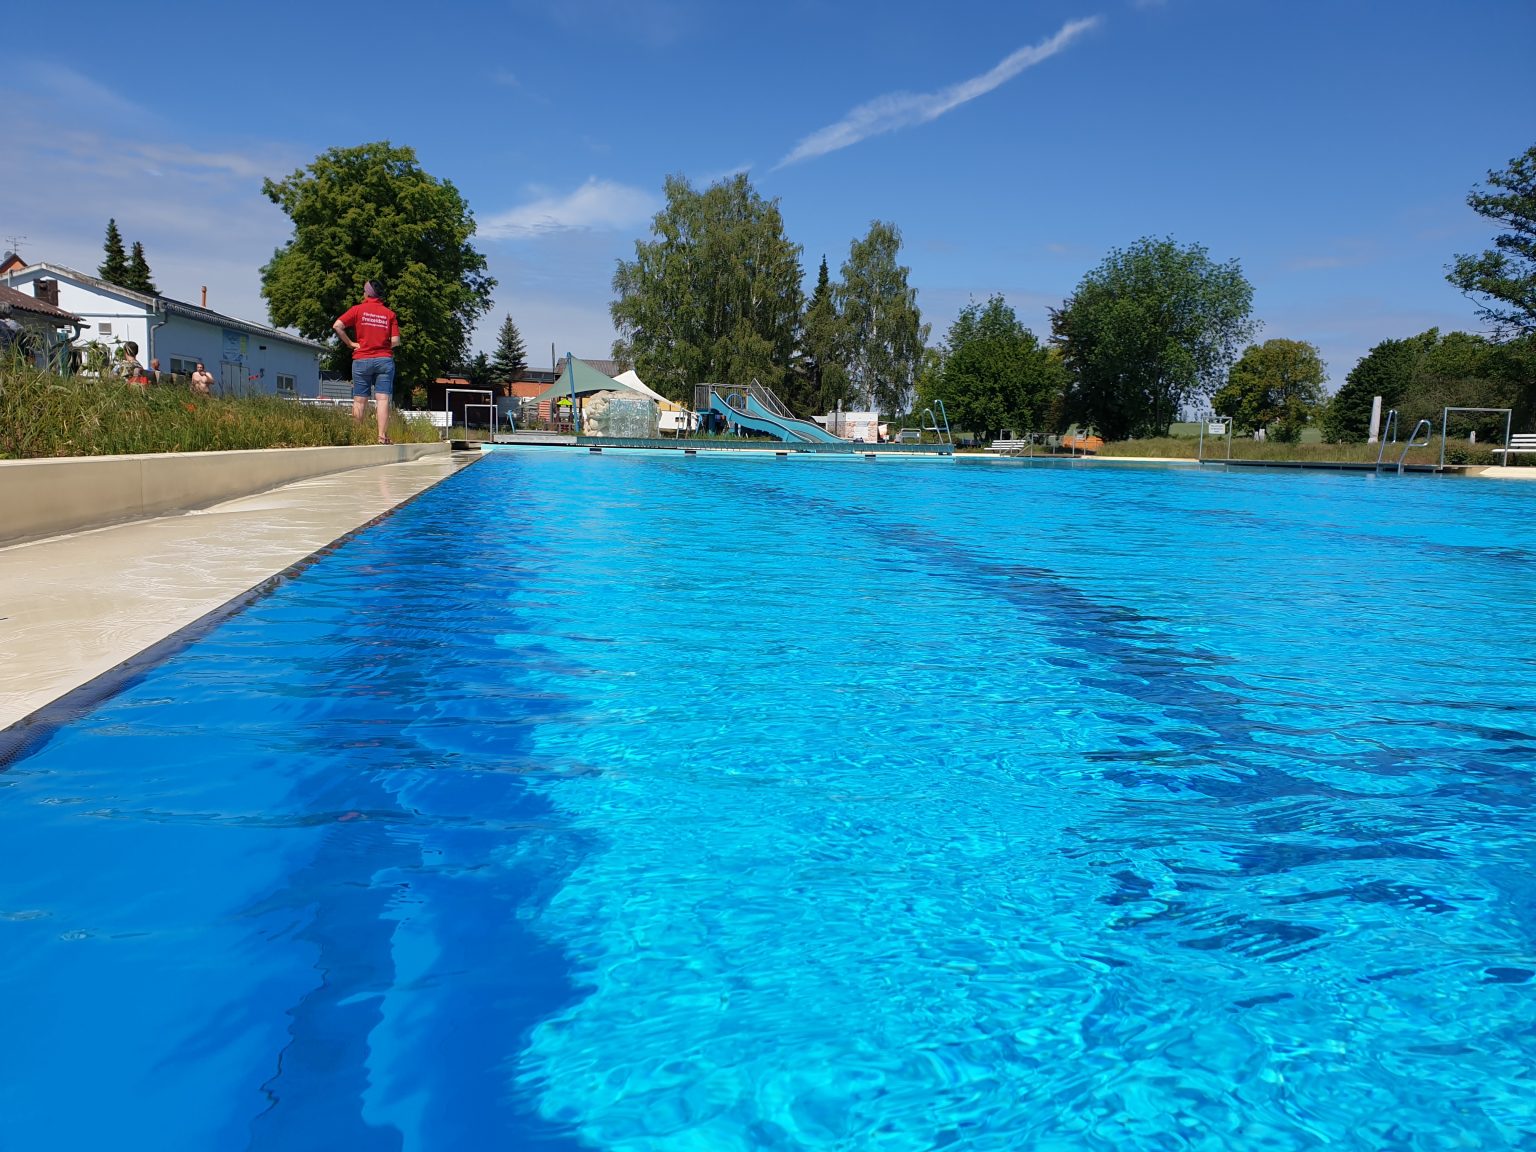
[0,451,477,732]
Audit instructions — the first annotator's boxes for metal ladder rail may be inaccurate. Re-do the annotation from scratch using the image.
[1374,409,1400,471]
[1396,419,1433,474]
[918,401,954,446]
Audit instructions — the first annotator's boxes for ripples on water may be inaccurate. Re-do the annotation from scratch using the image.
[1,454,1533,1150]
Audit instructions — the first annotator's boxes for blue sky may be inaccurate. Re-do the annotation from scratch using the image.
[3,0,1532,387]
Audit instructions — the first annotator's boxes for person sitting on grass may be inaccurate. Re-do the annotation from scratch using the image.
[332,281,401,445]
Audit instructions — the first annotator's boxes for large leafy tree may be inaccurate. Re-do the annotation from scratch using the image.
[1323,328,1533,442]
[260,142,495,382]
[836,221,925,415]
[1447,143,1536,338]
[1321,332,1431,442]
[462,351,494,390]
[1211,338,1326,441]
[98,219,129,287]
[123,241,158,296]
[491,314,528,382]
[1051,237,1256,440]
[788,255,853,416]
[928,295,1065,442]
[612,174,803,404]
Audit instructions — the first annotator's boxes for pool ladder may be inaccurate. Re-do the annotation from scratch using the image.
[1375,410,1433,474]
[920,399,953,446]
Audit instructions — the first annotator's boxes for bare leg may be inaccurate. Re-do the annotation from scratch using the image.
[376,393,391,442]
[352,395,366,423]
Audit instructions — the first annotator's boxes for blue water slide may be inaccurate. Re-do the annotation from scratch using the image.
[743,394,848,443]
[705,388,847,443]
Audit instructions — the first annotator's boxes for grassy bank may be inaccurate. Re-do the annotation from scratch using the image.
[0,366,438,460]
[1091,436,1515,466]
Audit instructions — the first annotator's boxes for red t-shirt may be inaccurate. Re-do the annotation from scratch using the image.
[337,300,399,360]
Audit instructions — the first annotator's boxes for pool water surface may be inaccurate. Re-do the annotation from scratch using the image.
[1,454,1533,1150]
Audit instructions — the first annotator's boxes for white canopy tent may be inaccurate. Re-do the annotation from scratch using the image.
[613,369,697,432]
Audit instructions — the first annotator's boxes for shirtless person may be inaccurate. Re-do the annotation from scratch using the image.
[332,281,401,444]
[190,363,214,395]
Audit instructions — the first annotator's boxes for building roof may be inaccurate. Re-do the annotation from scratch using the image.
[560,354,625,379]
[0,283,83,325]
[11,262,330,352]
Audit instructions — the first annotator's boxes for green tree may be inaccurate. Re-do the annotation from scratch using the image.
[260,142,495,383]
[1398,330,1522,439]
[1323,328,1532,443]
[836,221,925,415]
[789,255,853,415]
[98,219,129,287]
[1447,143,1536,338]
[491,314,528,382]
[1051,237,1257,440]
[463,351,494,390]
[928,295,1065,442]
[612,173,803,404]
[123,241,158,296]
[1321,332,1431,442]
[1211,338,1326,441]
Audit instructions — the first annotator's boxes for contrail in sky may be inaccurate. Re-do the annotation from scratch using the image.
[776,16,1102,168]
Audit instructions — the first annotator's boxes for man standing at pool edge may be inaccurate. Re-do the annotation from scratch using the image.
[333,281,401,444]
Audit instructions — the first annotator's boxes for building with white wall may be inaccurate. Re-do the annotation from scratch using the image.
[1,262,326,396]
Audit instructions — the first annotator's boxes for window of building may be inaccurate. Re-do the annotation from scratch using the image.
[169,356,199,377]
[97,321,112,336]
[276,374,296,395]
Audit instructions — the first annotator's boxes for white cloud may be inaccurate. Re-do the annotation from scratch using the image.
[776,16,1102,168]
[480,178,658,240]
[492,69,520,88]
[690,161,755,186]
[1,90,299,328]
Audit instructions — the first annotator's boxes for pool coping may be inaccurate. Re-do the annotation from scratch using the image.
[0,441,451,547]
[0,451,482,767]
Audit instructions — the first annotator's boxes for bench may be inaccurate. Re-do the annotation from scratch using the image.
[1493,433,1536,461]
[985,438,1033,455]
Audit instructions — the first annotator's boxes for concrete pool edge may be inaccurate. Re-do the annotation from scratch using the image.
[0,451,481,758]
[0,441,452,546]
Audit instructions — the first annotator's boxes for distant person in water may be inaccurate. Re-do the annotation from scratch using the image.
[333,280,401,444]
[190,362,214,395]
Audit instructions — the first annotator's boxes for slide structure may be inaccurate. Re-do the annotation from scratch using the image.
[705,387,847,444]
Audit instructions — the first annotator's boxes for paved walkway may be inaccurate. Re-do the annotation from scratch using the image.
[0,452,477,731]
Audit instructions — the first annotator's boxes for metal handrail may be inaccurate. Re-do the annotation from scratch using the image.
[1395,419,1433,474]
[920,401,953,445]
[1375,409,1399,469]
[748,378,795,420]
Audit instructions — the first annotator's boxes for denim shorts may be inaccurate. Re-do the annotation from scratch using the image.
[351,357,395,397]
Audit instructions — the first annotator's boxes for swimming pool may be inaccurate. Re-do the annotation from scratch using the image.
[2,453,1533,1150]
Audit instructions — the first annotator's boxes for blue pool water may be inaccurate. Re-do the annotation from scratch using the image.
[2,453,1534,1150]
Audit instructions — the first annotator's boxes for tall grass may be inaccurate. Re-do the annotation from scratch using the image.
[1091,436,1515,466]
[0,364,438,460]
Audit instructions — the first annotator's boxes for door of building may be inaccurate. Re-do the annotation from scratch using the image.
[220,361,243,396]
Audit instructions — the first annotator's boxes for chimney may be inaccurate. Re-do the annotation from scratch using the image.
[34,279,59,307]
[201,285,207,307]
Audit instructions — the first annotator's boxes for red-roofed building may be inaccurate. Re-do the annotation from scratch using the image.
[0,281,84,373]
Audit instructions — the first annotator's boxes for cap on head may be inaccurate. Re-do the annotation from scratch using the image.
[363,281,379,299]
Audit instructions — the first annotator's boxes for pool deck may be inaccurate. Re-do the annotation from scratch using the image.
[0,451,478,735]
